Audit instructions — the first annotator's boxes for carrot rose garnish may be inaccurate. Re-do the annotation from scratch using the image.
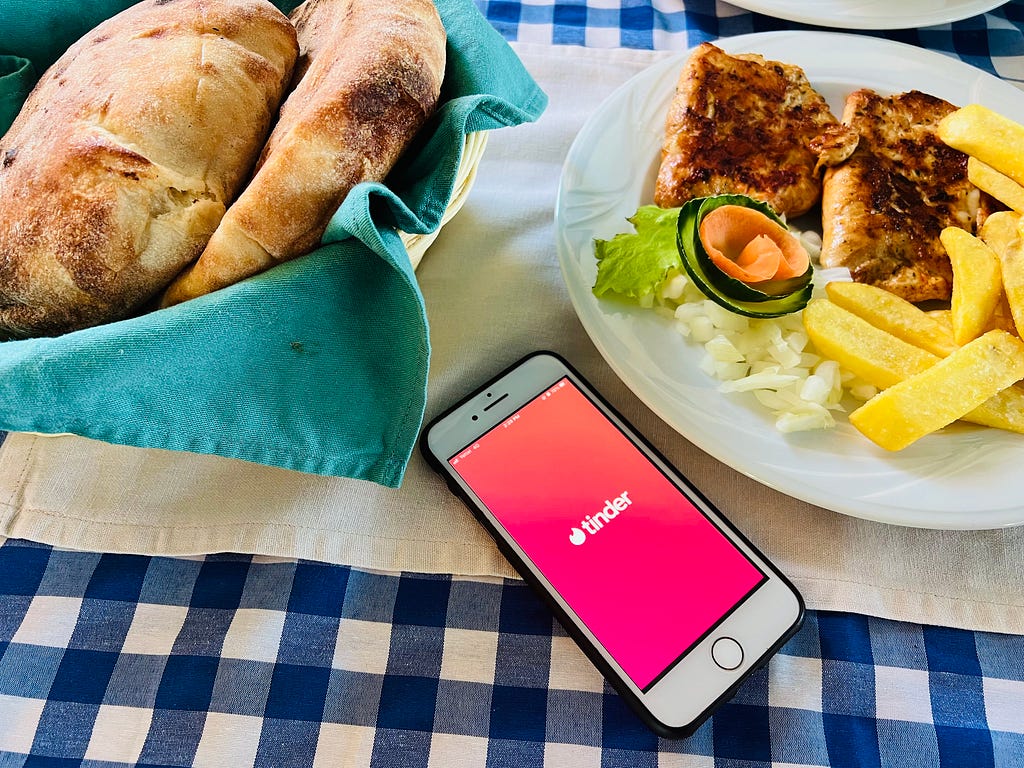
[675,194,813,317]
[698,205,810,285]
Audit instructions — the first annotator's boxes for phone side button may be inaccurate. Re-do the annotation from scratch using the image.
[710,637,744,671]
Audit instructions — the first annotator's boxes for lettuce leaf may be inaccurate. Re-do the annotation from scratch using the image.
[593,206,682,299]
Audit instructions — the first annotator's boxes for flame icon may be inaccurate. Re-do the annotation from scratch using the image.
[568,527,586,546]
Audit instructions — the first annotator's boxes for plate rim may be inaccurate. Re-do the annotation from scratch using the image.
[723,0,1008,30]
[555,30,1024,531]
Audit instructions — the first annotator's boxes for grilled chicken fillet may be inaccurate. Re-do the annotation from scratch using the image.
[655,43,857,218]
[819,89,984,303]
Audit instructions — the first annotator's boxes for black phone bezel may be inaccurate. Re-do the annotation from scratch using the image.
[418,350,805,739]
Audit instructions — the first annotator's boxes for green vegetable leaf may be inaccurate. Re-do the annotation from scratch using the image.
[593,206,682,298]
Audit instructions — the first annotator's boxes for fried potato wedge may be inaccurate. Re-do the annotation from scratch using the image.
[968,157,1024,213]
[968,384,1024,432]
[824,281,957,357]
[803,299,1024,434]
[991,294,1019,334]
[849,330,1024,451]
[940,227,1003,346]
[990,222,1024,338]
[926,308,953,331]
[803,299,934,388]
[978,212,1024,336]
[938,105,1024,187]
[979,210,1022,254]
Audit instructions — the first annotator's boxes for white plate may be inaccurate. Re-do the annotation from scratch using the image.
[725,0,1007,29]
[555,31,1024,530]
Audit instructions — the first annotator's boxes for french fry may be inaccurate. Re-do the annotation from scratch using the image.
[924,306,1013,337]
[849,330,1024,451]
[991,294,1019,334]
[803,299,935,388]
[968,385,1024,432]
[979,210,1022,255]
[993,223,1024,338]
[940,227,1003,346]
[803,299,1024,433]
[968,157,1024,213]
[978,212,1024,337]
[926,308,953,332]
[824,281,957,357]
[938,105,1024,187]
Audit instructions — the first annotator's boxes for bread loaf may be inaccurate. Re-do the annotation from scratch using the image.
[161,0,446,306]
[0,0,298,338]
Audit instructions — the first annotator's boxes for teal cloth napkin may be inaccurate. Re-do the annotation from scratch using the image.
[0,0,547,486]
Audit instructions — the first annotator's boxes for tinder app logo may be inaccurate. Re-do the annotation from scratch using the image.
[569,491,632,545]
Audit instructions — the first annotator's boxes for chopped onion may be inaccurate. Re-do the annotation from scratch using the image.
[653,260,857,433]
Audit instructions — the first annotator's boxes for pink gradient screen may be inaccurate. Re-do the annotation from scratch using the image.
[449,377,766,690]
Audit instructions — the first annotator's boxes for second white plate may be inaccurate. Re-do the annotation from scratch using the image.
[555,31,1024,530]
[724,0,1008,30]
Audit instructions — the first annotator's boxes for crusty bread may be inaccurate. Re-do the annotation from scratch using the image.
[0,0,298,338]
[161,0,446,307]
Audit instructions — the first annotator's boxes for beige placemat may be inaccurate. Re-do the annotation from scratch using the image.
[2,43,1024,635]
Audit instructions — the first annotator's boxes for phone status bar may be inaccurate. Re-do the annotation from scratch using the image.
[537,377,569,403]
[450,378,570,468]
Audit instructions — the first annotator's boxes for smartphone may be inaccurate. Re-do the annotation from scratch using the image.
[420,351,804,738]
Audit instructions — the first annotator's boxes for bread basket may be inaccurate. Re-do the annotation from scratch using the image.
[0,0,546,486]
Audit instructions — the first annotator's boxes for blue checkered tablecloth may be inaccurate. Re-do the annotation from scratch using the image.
[477,0,1024,87]
[1,541,1023,767]
[4,2,1024,766]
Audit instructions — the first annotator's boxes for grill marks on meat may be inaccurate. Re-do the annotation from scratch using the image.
[655,43,856,218]
[655,45,988,305]
[819,89,984,303]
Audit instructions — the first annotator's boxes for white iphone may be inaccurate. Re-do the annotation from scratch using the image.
[420,351,804,738]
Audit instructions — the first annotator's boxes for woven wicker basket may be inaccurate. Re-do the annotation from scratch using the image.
[400,130,488,271]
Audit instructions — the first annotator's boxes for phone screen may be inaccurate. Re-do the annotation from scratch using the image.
[448,377,767,691]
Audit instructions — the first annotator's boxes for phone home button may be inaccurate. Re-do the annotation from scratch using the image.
[711,637,744,670]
